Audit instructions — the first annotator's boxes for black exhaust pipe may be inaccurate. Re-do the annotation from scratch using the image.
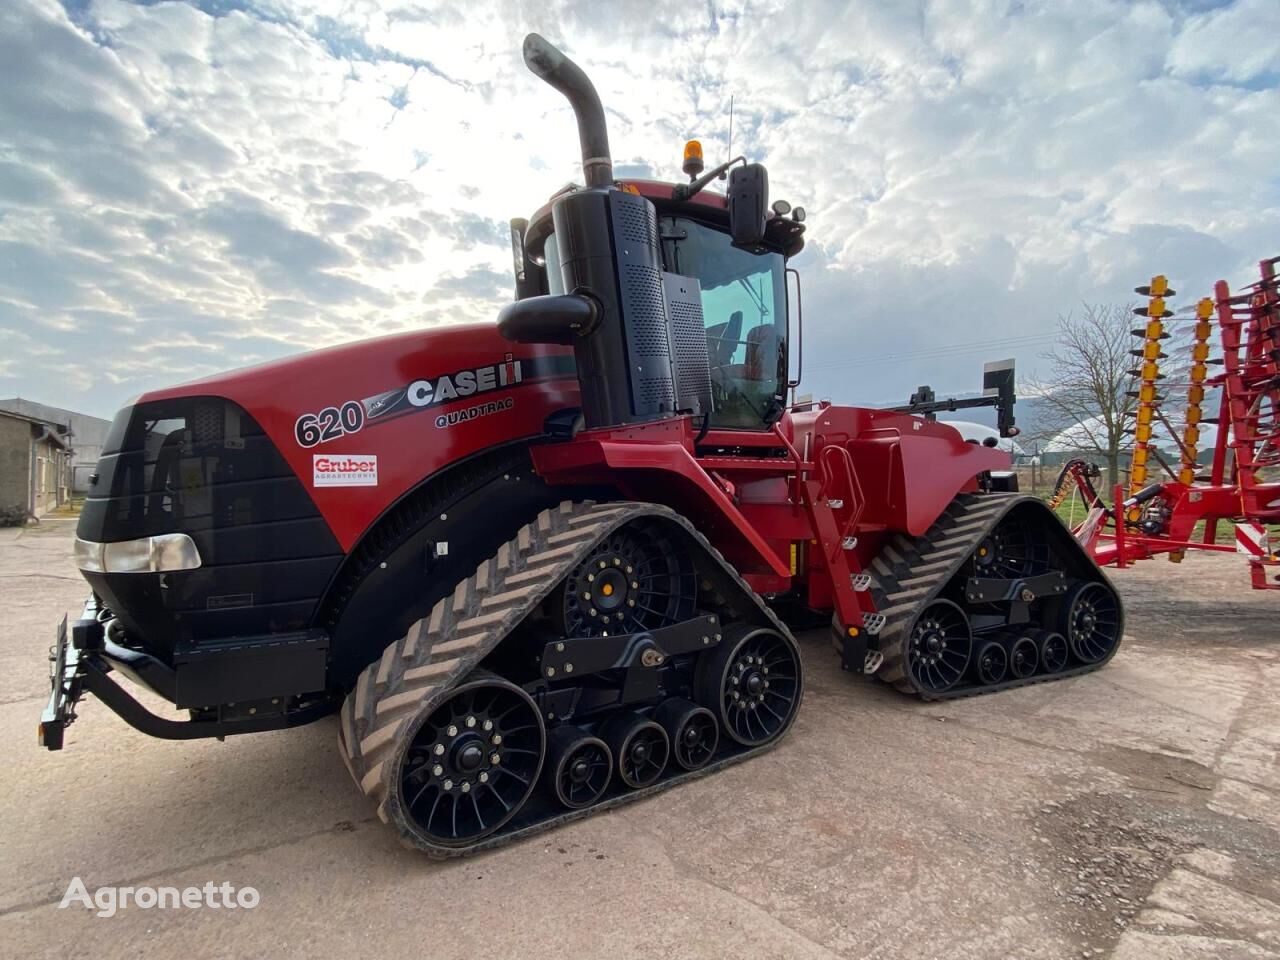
[522,33,613,189]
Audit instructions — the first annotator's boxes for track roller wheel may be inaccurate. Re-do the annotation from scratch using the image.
[1057,581,1122,664]
[905,599,972,694]
[1037,631,1069,674]
[973,640,1008,685]
[397,673,545,848]
[601,712,669,789]
[545,726,612,809]
[654,698,719,771]
[1009,634,1039,679]
[697,623,802,747]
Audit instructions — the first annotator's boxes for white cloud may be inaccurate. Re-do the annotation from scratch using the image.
[0,0,1275,417]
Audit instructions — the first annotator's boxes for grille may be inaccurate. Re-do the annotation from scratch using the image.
[616,198,657,246]
[670,300,712,409]
[622,264,669,358]
[637,377,675,407]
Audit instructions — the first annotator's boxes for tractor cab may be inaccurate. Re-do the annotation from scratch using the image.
[515,180,805,431]
[501,37,806,437]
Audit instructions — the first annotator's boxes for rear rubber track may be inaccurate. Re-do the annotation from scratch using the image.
[865,492,1124,700]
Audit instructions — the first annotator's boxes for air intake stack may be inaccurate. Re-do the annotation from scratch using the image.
[499,34,710,429]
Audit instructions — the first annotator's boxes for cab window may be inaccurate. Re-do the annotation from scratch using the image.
[663,218,787,429]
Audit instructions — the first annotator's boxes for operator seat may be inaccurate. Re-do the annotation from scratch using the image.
[744,324,779,381]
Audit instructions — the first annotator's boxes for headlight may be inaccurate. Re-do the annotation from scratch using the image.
[73,538,105,572]
[75,534,202,574]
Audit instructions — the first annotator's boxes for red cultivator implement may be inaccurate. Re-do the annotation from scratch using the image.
[1058,257,1280,589]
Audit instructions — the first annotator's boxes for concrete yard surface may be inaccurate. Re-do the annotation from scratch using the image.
[1,518,1277,959]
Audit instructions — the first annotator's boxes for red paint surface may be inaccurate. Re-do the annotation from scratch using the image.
[141,325,577,550]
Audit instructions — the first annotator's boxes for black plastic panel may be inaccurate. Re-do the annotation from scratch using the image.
[77,396,343,660]
[665,273,712,416]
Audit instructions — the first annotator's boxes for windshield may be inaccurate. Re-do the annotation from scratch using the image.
[662,217,787,429]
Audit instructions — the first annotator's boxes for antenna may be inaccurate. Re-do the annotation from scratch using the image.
[726,95,734,165]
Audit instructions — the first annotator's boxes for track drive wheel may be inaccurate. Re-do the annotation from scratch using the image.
[696,623,802,747]
[905,599,972,694]
[1057,581,1122,664]
[393,672,545,849]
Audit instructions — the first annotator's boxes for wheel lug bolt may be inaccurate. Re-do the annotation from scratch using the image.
[443,779,454,791]
[490,753,501,765]
[613,558,621,566]
[432,764,443,777]
[461,782,471,793]
[587,574,595,583]
[492,734,503,745]
[466,716,476,728]
[732,691,740,700]
[582,592,591,600]
[589,608,598,617]
[446,724,458,737]
[625,566,633,574]
[599,561,607,569]
[483,719,493,731]
[433,744,445,756]
[479,772,489,783]
[631,581,639,589]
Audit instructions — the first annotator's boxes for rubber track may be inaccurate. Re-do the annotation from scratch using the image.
[338,500,799,857]
[865,492,1123,701]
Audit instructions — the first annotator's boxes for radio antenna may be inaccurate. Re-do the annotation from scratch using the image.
[726,95,734,164]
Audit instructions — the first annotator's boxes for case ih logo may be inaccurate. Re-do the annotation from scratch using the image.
[313,454,378,487]
[404,359,523,410]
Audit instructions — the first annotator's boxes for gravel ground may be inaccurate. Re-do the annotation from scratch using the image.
[1,517,1277,959]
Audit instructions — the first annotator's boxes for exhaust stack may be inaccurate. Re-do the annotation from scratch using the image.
[499,34,712,430]
[522,34,614,189]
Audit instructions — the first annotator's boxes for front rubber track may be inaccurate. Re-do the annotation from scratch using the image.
[338,500,802,857]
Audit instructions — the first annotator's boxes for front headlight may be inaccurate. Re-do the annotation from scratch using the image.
[75,534,202,574]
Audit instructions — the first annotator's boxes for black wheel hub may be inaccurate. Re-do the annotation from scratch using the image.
[702,626,801,748]
[548,729,612,809]
[1065,582,1121,664]
[973,515,1051,579]
[975,641,1008,685]
[610,721,668,788]
[400,679,544,846]
[1039,631,1069,673]
[559,523,697,638]
[906,600,972,693]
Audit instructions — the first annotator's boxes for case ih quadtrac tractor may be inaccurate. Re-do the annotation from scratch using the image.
[41,35,1123,856]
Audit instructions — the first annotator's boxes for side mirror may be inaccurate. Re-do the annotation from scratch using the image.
[728,163,768,248]
[983,358,1018,437]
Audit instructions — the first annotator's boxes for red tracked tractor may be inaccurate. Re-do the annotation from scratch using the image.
[40,35,1123,855]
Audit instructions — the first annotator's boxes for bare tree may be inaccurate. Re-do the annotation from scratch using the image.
[1028,303,1140,489]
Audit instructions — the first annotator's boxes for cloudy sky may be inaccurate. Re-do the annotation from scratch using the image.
[1,0,1277,420]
